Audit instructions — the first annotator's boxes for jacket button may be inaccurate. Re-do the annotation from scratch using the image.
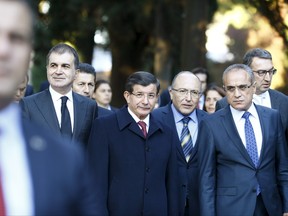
[146,167,150,173]
[252,189,257,193]
[145,147,150,152]
[145,188,149,193]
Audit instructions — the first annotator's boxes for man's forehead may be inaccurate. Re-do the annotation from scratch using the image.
[0,1,33,36]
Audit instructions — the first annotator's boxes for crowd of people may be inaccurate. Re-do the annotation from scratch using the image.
[1,0,288,215]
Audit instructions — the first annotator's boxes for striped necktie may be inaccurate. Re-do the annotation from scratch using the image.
[180,117,193,161]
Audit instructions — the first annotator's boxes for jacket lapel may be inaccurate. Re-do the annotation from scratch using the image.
[160,105,187,162]
[35,90,60,135]
[221,106,255,167]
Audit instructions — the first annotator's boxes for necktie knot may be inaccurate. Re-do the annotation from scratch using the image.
[182,117,190,126]
[61,96,68,105]
[242,111,251,120]
[138,121,147,137]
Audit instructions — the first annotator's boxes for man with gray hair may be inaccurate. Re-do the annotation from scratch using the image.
[198,63,288,216]
[216,48,288,141]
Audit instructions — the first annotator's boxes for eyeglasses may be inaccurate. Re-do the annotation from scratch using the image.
[253,68,277,77]
[171,88,201,98]
[131,92,157,100]
[224,83,253,93]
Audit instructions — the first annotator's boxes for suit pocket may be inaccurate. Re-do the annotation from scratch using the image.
[217,187,237,196]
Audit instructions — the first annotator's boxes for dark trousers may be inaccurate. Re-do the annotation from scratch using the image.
[253,194,269,216]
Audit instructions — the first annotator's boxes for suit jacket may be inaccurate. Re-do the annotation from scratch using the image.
[21,118,97,215]
[216,89,288,141]
[88,106,179,216]
[197,105,288,216]
[19,89,97,147]
[98,106,113,117]
[153,103,208,216]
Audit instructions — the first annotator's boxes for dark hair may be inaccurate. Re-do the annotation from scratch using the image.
[46,43,79,69]
[191,67,210,84]
[243,48,272,66]
[222,64,255,85]
[78,63,96,77]
[204,83,226,98]
[125,71,160,94]
[95,79,111,92]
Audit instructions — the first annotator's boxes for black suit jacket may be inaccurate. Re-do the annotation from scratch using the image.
[216,89,288,141]
[19,89,97,147]
[20,117,97,215]
[153,103,208,216]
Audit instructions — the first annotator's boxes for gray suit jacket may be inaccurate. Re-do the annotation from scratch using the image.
[216,89,288,141]
[20,89,97,147]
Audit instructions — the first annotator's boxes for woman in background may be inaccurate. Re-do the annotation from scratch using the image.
[204,84,226,114]
[93,79,118,111]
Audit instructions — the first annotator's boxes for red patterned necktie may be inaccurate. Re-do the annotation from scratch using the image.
[138,121,147,138]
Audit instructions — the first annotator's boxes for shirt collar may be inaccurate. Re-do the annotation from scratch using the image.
[170,103,197,124]
[127,107,150,127]
[230,103,258,122]
[49,86,73,102]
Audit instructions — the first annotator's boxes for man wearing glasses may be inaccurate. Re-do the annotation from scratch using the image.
[216,48,288,142]
[198,64,288,216]
[153,71,208,216]
[88,71,178,216]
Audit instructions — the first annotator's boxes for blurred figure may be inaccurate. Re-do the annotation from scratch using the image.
[191,67,210,110]
[72,63,112,117]
[88,71,178,216]
[93,79,118,111]
[204,84,226,114]
[0,0,97,215]
[14,75,29,102]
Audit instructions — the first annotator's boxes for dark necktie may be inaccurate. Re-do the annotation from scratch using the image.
[242,111,260,194]
[138,121,147,138]
[180,117,193,161]
[60,96,72,139]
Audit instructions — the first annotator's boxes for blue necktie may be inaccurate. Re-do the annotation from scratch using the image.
[242,111,260,194]
[60,96,72,139]
[180,117,193,161]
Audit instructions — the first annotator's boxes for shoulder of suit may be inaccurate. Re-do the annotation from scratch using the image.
[269,89,288,99]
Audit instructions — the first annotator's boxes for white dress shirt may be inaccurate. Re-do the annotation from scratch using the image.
[253,91,271,108]
[49,86,74,132]
[230,104,263,158]
[0,104,34,215]
[128,107,150,133]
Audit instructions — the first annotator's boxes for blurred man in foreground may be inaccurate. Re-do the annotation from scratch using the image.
[0,0,97,214]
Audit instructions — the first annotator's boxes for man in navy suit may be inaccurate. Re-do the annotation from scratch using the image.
[0,0,97,214]
[198,64,288,216]
[216,48,288,142]
[153,71,207,216]
[88,71,178,216]
[20,44,97,147]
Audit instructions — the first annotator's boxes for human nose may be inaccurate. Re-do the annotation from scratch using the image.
[234,87,242,97]
[0,36,10,58]
[264,71,273,81]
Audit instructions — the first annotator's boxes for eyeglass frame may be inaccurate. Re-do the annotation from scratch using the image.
[223,83,254,93]
[130,92,157,100]
[171,88,202,98]
[253,67,277,77]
